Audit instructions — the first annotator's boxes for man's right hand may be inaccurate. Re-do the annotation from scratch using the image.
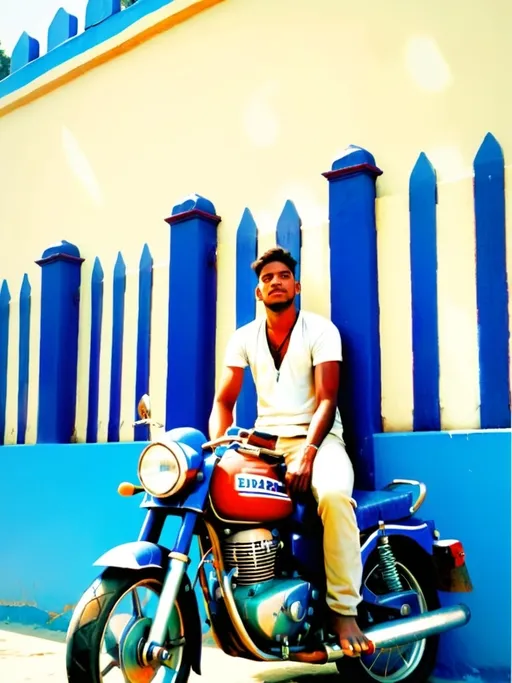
[285,444,317,494]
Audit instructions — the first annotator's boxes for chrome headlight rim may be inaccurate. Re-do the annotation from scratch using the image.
[137,441,188,498]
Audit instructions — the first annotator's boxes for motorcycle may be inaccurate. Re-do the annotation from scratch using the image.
[66,394,473,683]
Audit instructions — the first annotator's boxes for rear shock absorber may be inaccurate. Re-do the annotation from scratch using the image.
[377,522,403,592]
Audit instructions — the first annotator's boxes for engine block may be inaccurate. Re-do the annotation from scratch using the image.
[232,577,317,644]
[222,528,320,644]
[223,528,279,585]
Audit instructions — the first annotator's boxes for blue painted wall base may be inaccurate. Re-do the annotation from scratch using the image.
[0,433,510,682]
[0,442,206,633]
[374,430,511,682]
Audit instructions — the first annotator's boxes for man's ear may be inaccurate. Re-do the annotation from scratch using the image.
[295,281,301,294]
[256,286,263,301]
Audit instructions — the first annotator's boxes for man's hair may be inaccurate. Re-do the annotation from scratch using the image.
[251,246,297,279]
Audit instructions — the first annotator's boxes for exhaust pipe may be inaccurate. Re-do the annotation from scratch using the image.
[325,604,471,661]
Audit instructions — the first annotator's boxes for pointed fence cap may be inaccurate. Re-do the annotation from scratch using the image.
[411,152,436,181]
[20,274,32,298]
[409,152,437,201]
[139,243,153,270]
[237,207,257,239]
[91,256,104,282]
[0,280,11,305]
[277,199,301,229]
[474,132,504,168]
[113,251,126,278]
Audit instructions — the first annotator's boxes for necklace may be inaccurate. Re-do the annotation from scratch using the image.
[266,312,299,381]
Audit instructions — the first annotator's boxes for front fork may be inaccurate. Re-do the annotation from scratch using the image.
[141,510,198,665]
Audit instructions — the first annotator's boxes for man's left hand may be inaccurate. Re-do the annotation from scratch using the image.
[285,444,317,495]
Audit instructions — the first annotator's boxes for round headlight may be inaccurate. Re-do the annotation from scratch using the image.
[137,442,187,498]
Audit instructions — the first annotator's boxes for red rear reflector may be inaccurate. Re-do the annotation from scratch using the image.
[437,539,466,567]
[450,541,466,567]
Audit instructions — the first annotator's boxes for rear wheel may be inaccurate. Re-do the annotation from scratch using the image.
[336,543,440,683]
[66,568,191,683]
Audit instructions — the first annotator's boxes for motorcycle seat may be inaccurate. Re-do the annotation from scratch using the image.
[352,488,414,530]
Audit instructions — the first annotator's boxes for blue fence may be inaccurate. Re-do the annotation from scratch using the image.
[0,137,510,466]
[409,132,510,432]
[0,138,510,681]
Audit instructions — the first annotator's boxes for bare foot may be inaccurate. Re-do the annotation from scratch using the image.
[330,612,372,657]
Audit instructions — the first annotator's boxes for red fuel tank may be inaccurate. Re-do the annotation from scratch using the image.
[209,449,293,523]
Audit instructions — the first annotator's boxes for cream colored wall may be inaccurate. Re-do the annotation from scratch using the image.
[0,0,511,443]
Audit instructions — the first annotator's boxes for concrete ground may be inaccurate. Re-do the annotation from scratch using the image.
[0,626,340,683]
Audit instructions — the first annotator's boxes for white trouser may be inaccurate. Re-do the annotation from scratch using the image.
[277,433,363,617]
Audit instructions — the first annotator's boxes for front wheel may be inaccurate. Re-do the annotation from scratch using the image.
[336,541,440,683]
[66,567,192,683]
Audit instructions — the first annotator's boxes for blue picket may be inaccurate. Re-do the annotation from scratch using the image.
[10,32,39,73]
[134,244,153,441]
[17,275,31,445]
[0,281,11,445]
[409,152,440,431]
[276,200,302,309]
[108,252,126,442]
[85,0,121,30]
[235,208,258,428]
[47,8,79,52]
[86,258,104,443]
[474,133,510,428]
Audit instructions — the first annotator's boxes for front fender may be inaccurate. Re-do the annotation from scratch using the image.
[94,541,203,675]
[94,541,170,571]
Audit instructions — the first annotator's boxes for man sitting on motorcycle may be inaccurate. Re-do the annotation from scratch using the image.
[208,246,371,657]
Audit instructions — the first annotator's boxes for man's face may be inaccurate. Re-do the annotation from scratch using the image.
[256,261,300,312]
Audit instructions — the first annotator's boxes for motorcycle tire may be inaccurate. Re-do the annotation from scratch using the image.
[336,538,440,683]
[66,567,192,683]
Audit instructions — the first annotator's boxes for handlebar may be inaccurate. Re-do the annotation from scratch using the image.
[201,435,244,449]
[202,431,284,460]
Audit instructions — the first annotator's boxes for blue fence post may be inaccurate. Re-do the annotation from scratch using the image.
[276,200,302,310]
[86,257,104,443]
[236,208,258,428]
[165,195,221,435]
[108,252,126,442]
[36,241,84,444]
[0,281,11,446]
[134,244,153,442]
[409,153,441,431]
[323,145,383,490]
[17,275,31,445]
[473,133,510,428]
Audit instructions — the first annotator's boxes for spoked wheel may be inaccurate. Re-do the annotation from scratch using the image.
[66,568,191,683]
[336,545,440,683]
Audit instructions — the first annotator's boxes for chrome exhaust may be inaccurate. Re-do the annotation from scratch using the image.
[325,604,471,661]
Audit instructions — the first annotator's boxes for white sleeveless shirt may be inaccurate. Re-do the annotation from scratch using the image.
[223,310,344,440]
